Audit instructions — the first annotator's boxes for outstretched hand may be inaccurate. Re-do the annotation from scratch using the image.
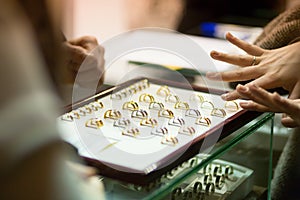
[206,32,300,101]
[236,84,300,128]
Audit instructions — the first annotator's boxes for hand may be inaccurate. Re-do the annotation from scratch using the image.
[206,32,300,101]
[66,161,99,179]
[63,36,105,88]
[66,161,105,200]
[236,84,300,128]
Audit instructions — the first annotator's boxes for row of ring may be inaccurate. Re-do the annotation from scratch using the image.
[202,164,234,179]
[110,79,150,100]
[86,117,201,132]
[171,180,216,199]
[84,118,202,146]
[61,102,228,122]
[104,107,225,121]
[124,99,235,112]
[171,167,234,198]
[92,109,213,127]
[115,89,239,114]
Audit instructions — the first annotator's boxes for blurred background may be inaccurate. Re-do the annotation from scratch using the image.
[62,0,300,41]
[61,1,298,196]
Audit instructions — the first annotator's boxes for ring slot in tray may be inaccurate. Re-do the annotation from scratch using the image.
[57,78,261,185]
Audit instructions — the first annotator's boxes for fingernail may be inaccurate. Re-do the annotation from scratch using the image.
[239,102,249,107]
[226,32,233,38]
[211,51,220,57]
[237,84,248,93]
[221,93,229,100]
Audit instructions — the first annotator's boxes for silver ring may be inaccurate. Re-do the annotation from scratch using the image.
[251,56,256,66]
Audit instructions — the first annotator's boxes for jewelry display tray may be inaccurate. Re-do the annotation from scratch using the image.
[57,78,261,185]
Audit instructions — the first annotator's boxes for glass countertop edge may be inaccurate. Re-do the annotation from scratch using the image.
[144,112,275,200]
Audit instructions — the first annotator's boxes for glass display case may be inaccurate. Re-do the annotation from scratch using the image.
[103,112,274,200]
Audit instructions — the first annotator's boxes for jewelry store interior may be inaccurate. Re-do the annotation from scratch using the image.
[1,0,300,200]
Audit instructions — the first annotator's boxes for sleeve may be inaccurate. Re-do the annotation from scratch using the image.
[254,6,300,49]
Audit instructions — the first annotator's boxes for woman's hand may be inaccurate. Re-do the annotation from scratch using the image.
[63,36,105,88]
[236,84,300,128]
[206,32,300,101]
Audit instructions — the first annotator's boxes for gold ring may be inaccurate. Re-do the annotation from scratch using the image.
[211,108,226,118]
[251,55,256,66]
[174,102,190,110]
[110,93,122,100]
[83,105,93,114]
[70,111,80,119]
[139,93,155,103]
[140,118,158,127]
[85,118,104,129]
[61,113,74,122]
[158,109,174,119]
[122,101,139,111]
[195,117,211,126]
[138,79,150,90]
[89,101,104,111]
[156,85,170,97]
[161,135,179,146]
[122,128,140,137]
[127,86,137,94]
[104,109,122,120]
[225,101,239,112]
[165,94,180,103]
[149,102,164,110]
[76,109,86,116]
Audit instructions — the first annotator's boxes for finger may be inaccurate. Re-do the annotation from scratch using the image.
[210,51,262,67]
[273,95,300,117]
[240,84,278,107]
[288,82,300,99]
[237,84,279,111]
[206,66,262,81]
[69,36,99,51]
[239,84,300,124]
[250,75,280,90]
[66,161,98,179]
[65,43,87,64]
[225,32,265,56]
[220,82,257,101]
[281,116,299,128]
[221,90,240,101]
[239,100,271,112]
[239,84,289,113]
[83,40,99,51]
